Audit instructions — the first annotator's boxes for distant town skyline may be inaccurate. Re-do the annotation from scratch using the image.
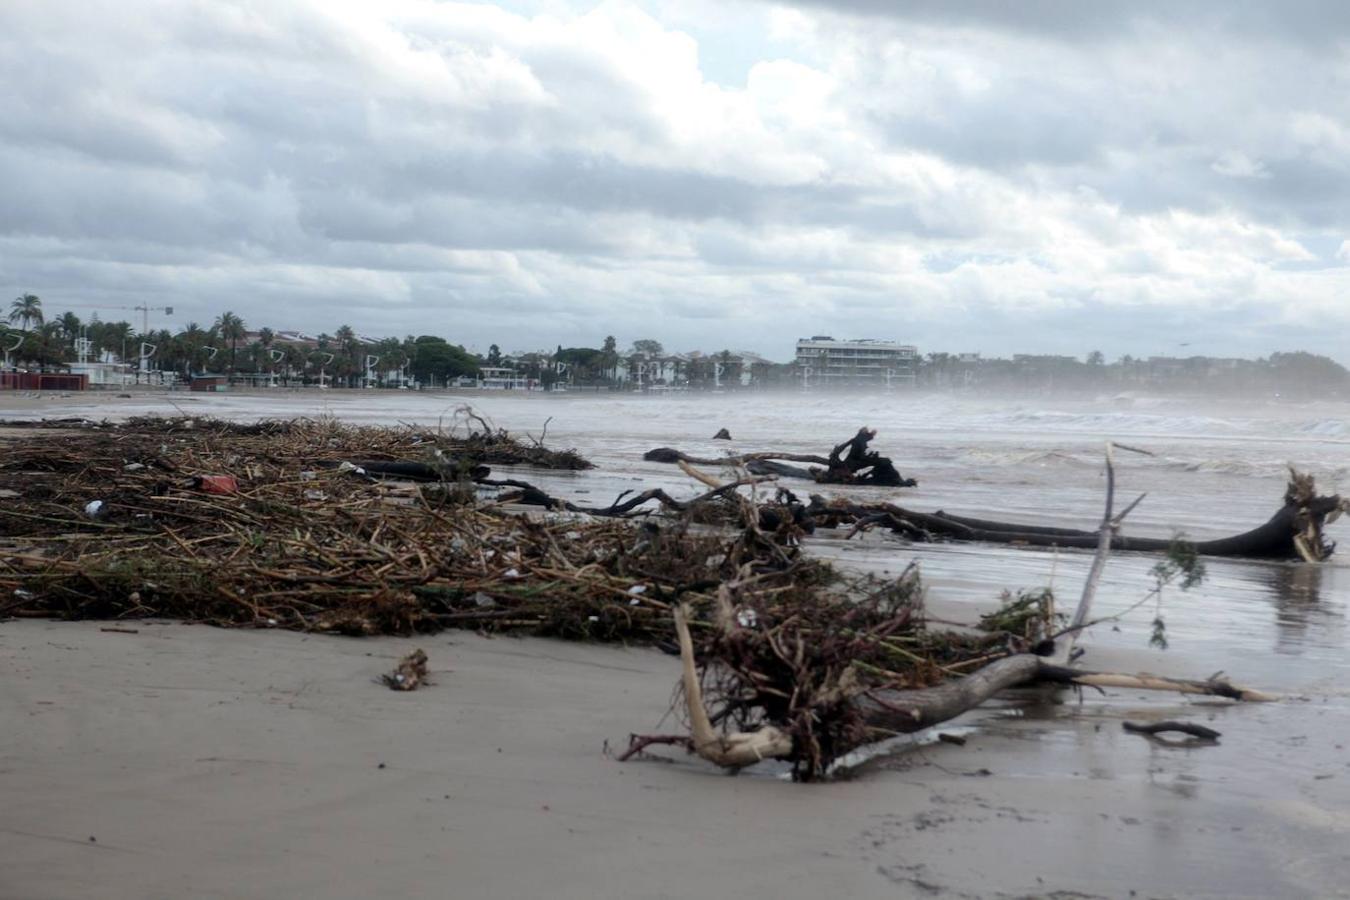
[4,2,1350,364]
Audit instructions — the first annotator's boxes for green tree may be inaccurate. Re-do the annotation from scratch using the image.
[555,346,606,384]
[214,311,247,374]
[57,311,82,342]
[97,321,134,363]
[282,343,307,385]
[19,322,68,368]
[631,339,663,357]
[9,293,43,331]
[176,323,216,376]
[370,337,405,385]
[333,325,359,387]
[1268,351,1350,397]
[410,336,480,385]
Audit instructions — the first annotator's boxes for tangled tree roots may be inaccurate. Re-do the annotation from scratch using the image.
[623,584,1275,780]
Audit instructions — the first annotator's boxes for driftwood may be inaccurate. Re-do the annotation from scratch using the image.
[808,468,1347,562]
[477,472,776,520]
[651,609,1270,774]
[338,459,491,482]
[645,427,917,487]
[1122,720,1221,741]
[625,446,1280,779]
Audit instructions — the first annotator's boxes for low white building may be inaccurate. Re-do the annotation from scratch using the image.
[68,362,135,387]
[479,366,528,389]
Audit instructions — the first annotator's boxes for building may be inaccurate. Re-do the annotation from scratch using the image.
[479,366,528,389]
[68,361,135,387]
[795,337,918,388]
[624,352,690,387]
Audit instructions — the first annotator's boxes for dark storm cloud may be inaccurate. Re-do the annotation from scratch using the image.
[782,0,1350,45]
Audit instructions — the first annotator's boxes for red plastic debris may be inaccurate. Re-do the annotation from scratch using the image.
[193,475,239,495]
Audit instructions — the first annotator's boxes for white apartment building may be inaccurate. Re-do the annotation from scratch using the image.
[795,336,918,387]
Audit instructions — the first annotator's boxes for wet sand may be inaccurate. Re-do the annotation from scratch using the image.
[4,389,1350,897]
[3,621,1348,899]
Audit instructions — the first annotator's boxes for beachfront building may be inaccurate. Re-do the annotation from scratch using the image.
[479,366,528,389]
[795,337,918,388]
[624,351,690,387]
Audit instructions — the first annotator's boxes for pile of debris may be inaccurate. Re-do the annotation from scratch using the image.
[0,417,1306,779]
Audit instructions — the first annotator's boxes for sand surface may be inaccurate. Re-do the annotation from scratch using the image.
[4,620,1348,900]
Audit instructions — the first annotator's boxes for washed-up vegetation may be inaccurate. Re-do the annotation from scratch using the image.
[0,416,1289,779]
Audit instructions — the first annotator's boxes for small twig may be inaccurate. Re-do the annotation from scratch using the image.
[616,733,694,761]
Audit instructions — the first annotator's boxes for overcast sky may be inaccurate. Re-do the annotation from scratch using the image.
[4,0,1349,361]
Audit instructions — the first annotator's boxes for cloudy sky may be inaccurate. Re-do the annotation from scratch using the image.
[4,0,1349,361]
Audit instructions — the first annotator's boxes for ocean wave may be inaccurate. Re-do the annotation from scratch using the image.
[992,410,1244,435]
[958,448,1097,467]
[1293,419,1347,437]
[1155,457,1350,480]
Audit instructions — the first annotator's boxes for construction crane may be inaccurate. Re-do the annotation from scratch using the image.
[58,303,174,336]
[57,304,174,377]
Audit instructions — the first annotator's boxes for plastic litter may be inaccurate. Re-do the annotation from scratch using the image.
[192,475,239,495]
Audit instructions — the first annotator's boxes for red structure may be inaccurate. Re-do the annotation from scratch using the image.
[1,372,88,391]
[189,375,230,392]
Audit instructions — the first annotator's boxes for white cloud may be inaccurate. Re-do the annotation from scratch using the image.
[1212,151,1270,179]
[1,0,1349,361]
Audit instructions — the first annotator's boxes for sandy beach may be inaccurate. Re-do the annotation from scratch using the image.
[3,621,1348,900]
[4,389,1350,898]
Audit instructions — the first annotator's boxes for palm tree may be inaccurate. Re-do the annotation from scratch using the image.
[21,322,68,369]
[256,327,276,381]
[374,337,405,386]
[334,325,358,387]
[214,311,246,374]
[282,344,306,385]
[56,311,82,341]
[177,323,212,376]
[9,294,43,331]
[103,321,134,363]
